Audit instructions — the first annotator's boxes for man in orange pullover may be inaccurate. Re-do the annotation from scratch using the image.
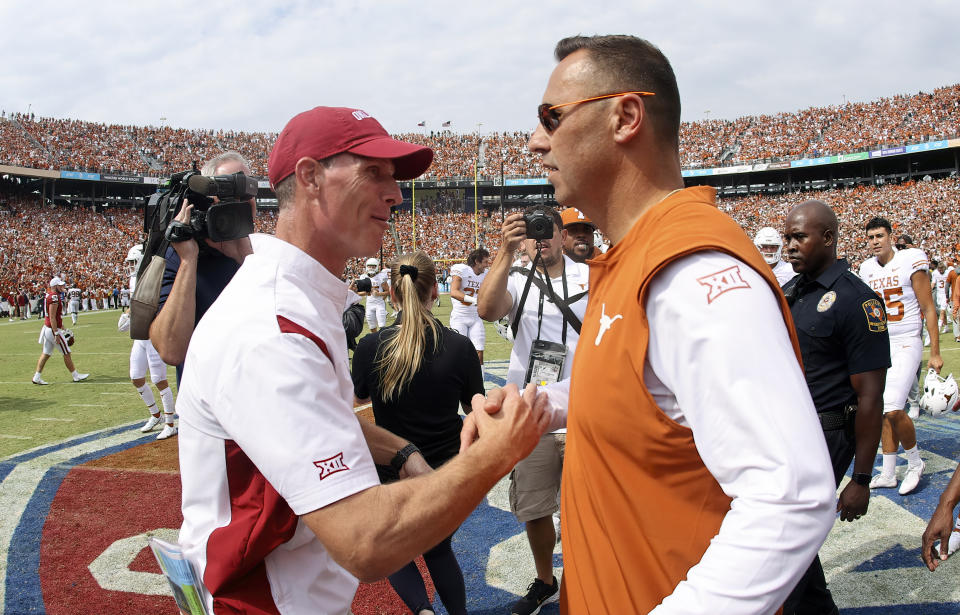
[465,34,835,614]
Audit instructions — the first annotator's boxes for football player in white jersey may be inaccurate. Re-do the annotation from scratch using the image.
[66,284,82,325]
[754,226,795,286]
[931,260,949,334]
[359,257,389,332]
[858,217,942,495]
[119,245,177,440]
[449,248,491,363]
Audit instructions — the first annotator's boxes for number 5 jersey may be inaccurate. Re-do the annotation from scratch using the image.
[858,247,929,339]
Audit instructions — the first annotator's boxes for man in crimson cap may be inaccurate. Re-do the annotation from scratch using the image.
[560,206,598,263]
[176,106,550,615]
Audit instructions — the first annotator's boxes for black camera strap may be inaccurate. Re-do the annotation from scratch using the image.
[509,250,585,341]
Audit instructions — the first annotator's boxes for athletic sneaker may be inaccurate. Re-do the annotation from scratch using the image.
[32,376,49,385]
[949,526,960,556]
[511,577,559,615]
[869,473,897,489]
[140,415,162,433]
[899,460,924,495]
[73,372,89,382]
[908,405,920,419]
[156,424,178,440]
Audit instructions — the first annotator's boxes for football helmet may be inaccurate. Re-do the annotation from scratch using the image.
[495,317,513,342]
[920,368,960,416]
[125,245,144,278]
[61,329,75,347]
[365,257,380,275]
[753,227,783,265]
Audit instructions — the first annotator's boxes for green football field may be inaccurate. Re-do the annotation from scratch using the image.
[0,296,512,458]
[2,298,959,459]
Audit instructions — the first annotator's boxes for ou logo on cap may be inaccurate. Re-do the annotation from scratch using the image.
[351,110,373,121]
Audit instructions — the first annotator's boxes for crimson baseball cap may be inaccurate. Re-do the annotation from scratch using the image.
[268,107,434,187]
[561,207,596,229]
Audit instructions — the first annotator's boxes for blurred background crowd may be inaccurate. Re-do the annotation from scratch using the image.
[1,84,957,179]
[3,176,959,307]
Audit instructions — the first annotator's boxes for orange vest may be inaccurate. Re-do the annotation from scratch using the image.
[561,186,801,614]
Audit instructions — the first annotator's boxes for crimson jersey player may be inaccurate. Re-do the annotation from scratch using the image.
[32,276,88,385]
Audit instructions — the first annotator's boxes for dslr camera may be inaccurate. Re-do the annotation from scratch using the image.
[524,207,554,241]
[146,170,258,244]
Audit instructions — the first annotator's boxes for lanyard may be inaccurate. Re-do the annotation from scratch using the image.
[535,256,569,345]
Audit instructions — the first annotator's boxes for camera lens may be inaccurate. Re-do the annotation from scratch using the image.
[206,201,254,242]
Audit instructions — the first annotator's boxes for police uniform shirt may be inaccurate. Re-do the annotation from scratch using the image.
[782,258,891,411]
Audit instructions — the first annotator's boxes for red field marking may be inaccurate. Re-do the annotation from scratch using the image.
[39,444,433,615]
[41,466,181,615]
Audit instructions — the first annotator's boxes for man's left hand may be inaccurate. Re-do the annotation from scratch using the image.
[837,482,869,521]
[929,353,944,374]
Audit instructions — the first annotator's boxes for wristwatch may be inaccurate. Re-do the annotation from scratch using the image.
[851,472,872,486]
[390,443,421,474]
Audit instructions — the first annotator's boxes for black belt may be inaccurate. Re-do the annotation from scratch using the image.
[817,404,857,431]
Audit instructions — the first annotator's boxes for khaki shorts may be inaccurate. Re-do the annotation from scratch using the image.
[509,433,565,523]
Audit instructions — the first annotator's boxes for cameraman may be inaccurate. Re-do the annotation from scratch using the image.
[150,151,257,384]
[477,205,589,615]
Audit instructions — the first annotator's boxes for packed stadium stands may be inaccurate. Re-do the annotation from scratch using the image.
[2,84,957,179]
[2,82,958,299]
[4,177,960,300]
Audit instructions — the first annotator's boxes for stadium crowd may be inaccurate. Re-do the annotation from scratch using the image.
[2,84,957,179]
[4,176,960,304]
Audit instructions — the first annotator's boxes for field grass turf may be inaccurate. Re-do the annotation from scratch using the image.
[0,296,512,458]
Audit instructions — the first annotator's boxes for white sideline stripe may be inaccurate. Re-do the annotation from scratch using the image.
[354,403,372,413]
[0,435,32,440]
[0,381,130,385]
[5,352,129,356]
[0,426,147,607]
[32,417,75,422]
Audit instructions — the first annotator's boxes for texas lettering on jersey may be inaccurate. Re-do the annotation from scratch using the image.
[450,263,486,316]
[858,247,928,338]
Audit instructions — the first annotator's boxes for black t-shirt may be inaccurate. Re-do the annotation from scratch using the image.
[352,319,484,468]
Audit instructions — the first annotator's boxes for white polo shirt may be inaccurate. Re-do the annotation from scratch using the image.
[177,234,379,615]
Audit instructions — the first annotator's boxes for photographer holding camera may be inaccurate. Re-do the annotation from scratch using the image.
[477,205,589,615]
[150,151,258,386]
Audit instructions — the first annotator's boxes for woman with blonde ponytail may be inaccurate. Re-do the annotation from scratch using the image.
[352,251,484,615]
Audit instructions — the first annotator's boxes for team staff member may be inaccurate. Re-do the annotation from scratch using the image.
[150,151,257,383]
[560,207,596,263]
[176,106,549,615]
[353,251,484,615]
[31,276,89,385]
[467,34,835,614]
[477,206,589,615]
[780,200,889,615]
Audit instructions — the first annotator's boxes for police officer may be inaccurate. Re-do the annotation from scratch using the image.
[781,200,890,615]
